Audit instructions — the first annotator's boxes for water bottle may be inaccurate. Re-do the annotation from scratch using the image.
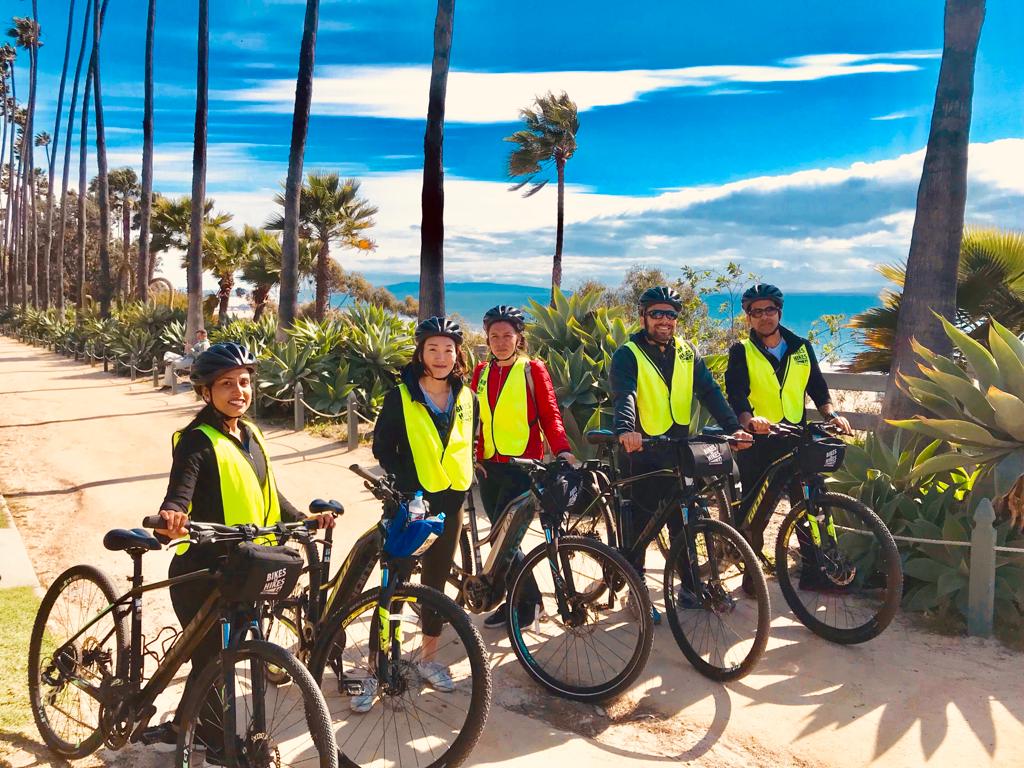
[408,491,427,522]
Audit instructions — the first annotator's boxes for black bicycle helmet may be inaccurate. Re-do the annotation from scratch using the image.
[415,316,464,345]
[482,304,526,332]
[190,341,257,386]
[638,285,683,311]
[741,283,784,310]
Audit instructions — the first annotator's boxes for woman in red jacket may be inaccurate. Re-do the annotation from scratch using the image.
[471,305,576,628]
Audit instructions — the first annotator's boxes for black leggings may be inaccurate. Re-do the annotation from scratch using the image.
[418,489,464,636]
[619,447,683,575]
[478,461,541,608]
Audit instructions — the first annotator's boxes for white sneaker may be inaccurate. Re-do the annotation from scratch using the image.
[417,661,455,692]
[349,677,378,713]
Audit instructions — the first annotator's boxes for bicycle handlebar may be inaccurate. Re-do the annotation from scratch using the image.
[141,515,318,548]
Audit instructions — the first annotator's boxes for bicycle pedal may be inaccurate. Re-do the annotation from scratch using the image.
[342,679,367,696]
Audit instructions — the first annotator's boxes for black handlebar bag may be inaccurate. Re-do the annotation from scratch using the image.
[220,543,303,603]
[681,439,734,478]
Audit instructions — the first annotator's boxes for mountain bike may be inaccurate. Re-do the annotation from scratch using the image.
[28,518,338,767]
[579,429,771,681]
[728,421,902,644]
[263,466,491,768]
[447,456,654,702]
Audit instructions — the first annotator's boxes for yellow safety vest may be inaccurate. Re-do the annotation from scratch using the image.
[399,383,474,492]
[171,421,281,553]
[624,338,694,437]
[741,338,812,424]
[477,357,532,459]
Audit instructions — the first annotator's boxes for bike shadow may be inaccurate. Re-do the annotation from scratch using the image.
[0,729,73,767]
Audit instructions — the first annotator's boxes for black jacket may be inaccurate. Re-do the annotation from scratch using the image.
[372,364,480,495]
[610,331,740,438]
[725,325,832,420]
[161,405,304,525]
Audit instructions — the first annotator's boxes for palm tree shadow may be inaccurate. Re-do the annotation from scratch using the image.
[0,729,72,767]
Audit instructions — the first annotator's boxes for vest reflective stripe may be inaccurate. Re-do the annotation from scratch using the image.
[171,421,281,553]
[477,357,531,459]
[741,339,812,423]
[399,383,474,492]
[624,339,694,436]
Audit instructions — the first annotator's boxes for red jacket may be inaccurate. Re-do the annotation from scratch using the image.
[471,358,572,462]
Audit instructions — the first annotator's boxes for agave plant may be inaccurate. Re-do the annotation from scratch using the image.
[257,339,324,405]
[304,359,359,417]
[210,315,278,358]
[890,316,1024,526]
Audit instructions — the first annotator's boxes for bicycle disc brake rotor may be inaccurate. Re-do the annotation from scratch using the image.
[244,731,282,768]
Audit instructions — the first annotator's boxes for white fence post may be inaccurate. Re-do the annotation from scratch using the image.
[294,382,305,431]
[347,391,359,450]
[968,498,997,637]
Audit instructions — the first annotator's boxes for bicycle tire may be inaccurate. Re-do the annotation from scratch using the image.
[176,639,338,768]
[307,584,491,768]
[506,535,654,702]
[774,491,902,644]
[264,600,304,684]
[663,518,770,681]
[28,564,128,759]
[446,529,474,605]
[656,483,731,559]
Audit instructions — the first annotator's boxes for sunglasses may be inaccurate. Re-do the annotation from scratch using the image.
[747,306,780,319]
[646,309,679,320]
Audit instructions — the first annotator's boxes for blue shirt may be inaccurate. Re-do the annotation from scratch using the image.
[766,338,788,361]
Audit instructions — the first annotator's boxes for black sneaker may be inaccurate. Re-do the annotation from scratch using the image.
[483,604,508,629]
[675,587,704,610]
[515,601,537,627]
[139,721,178,746]
[799,569,852,594]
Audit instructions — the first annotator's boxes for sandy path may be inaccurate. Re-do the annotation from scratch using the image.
[0,336,1020,767]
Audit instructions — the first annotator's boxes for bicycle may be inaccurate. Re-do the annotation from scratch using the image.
[263,466,491,768]
[577,429,771,681]
[28,517,338,767]
[727,421,902,644]
[447,456,654,702]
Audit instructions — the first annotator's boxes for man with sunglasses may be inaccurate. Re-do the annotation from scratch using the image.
[610,286,752,620]
[725,284,851,586]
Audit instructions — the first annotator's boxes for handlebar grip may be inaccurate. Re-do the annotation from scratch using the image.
[508,457,541,468]
[348,464,379,484]
[142,515,166,529]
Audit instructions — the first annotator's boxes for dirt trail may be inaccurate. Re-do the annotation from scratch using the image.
[0,337,1020,767]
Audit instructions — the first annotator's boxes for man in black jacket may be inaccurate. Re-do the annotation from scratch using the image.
[610,286,751,618]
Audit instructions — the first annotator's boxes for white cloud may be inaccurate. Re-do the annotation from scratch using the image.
[215,50,939,124]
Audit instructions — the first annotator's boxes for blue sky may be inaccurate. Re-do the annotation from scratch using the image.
[14,0,1024,292]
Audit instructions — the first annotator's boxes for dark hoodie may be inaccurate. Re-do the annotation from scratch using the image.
[372,364,480,494]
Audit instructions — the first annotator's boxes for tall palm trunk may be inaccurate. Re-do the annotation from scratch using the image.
[217,272,232,326]
[417,0,455,320]
[57,0,92,312]
[315,236,329,320]
[0,102,7,305]
[252,283,270,322]
[77,42,93,308]
[881,0,986,426]
[90,0,113,317]
[121,198,130,298]
[278,0,320,338]
[43,0,78,311]
[25,0,40,307]
[185,0,209,343]
[137,0,155,301]
[552,155,565,300]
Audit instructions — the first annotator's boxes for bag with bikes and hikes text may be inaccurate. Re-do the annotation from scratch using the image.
[220,542,303,603]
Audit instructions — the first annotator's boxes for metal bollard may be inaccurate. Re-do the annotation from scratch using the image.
[967,498,997,637]
[130,359,137,382]
[153,357,160,387]
[103,357,109,373]
[347,391,359,450]
[294,382,305,431]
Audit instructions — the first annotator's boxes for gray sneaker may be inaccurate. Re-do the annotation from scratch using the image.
[349,677,378,713]
[417,661,455,692]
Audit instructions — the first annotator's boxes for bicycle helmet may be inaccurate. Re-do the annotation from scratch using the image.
[741,283,784,310]
[482,305,526,332]
[190,341,257,386]
[415,316,463,345]
[638,285,683,312]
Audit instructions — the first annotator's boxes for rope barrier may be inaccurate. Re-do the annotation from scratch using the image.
[297,398,349,420]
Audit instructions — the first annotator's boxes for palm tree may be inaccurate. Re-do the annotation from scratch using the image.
[266,172,376,321]
[241,226,315,321]
[8,13,41,306]
[278,0,320,337]
[137,0,156,303]
[55,0,92,311]
[849,227,1024,372]
[150,193,229,264]
[88,0,114,316]
[190,223,241,326]
[95,167,139,299]
[880,0,986,425]
[505,91,579,299]
[418,0,455,319]
[44,0,77,310]
[33,131,49,167]
[185,0,210,342]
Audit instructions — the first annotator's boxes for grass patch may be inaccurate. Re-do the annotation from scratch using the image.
[0,587,39,732]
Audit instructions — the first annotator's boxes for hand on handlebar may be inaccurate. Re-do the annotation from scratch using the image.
[730,429,754,450]
[155,508,189,540]
[746,416,773,435]
[827,414,854,436]
[306,513,336,529]
[619,431,643,454]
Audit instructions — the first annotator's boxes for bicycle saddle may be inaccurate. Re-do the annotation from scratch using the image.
[103,527,162,553]
[309,498,345,516]
[585,429,618,446]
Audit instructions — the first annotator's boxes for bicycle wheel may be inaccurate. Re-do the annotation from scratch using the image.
[308,584,490,768]
[663,518,769,681]
[656,483,731,560]
[506,535,654,702]
[176,639,338,768]
[444,530,474,606]
[265,599,305,684]
[775,491,902,644]
[28,564,127,759]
